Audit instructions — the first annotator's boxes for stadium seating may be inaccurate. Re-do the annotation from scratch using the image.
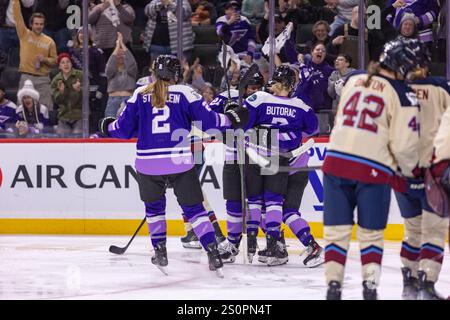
[193,25,220,45]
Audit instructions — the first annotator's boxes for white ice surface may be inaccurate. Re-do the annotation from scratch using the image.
[0,235,449,300]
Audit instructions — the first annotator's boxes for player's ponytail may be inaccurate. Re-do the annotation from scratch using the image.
[270,82,285,96]
[364,61,381,88]
[143,78,170,109]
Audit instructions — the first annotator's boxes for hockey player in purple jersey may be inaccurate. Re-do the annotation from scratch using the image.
[99,55,248,277]
[220,65,318,266]
[209,68,265,263]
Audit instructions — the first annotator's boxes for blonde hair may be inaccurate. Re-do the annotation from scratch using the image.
[141,78,170,109]
[364,61,381,88]
[271,82,291,96]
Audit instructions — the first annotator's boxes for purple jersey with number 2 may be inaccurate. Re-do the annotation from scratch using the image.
[108,84,231,175]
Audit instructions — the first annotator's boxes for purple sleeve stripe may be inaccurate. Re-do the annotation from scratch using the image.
[420,12,435,26]
[219,113,231,127]
[215,113,220,127]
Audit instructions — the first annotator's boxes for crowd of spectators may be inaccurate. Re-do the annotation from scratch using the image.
[0,0,447,138]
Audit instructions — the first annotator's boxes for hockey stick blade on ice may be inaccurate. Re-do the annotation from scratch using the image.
[109,217,146,255]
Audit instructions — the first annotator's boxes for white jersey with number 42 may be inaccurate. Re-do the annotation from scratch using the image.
[323,73,420,185]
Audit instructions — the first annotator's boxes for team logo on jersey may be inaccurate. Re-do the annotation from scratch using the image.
[229,29,248,44]
[248,94,257,102]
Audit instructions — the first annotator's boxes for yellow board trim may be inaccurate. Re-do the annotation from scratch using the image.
[0,219,407,241]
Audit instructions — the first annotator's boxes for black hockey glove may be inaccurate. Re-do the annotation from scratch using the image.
[224,105,249,129]
[99,117,116,137]
[223,100,239,113]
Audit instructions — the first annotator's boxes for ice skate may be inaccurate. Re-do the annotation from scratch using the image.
[266,234,288,266]
[218,239,239,263]
[151,241,168,275]
[300,239,324,268]
[362,281,378,300]
[417,270,445,300]
[258,231,285,263]
[180,229,202,249]
[247,230,258,263]
[326,281,342,300]
[401,267,418,300]
[207,242,224,278]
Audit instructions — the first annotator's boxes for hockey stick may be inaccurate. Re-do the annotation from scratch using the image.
[222,42,232,101]
[245,138,315,168]
[109,217,146,255]
[237,63,260,264]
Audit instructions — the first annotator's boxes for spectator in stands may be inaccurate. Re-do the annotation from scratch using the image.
[191,1,212,25]
[105,32,137,117]
[294,43,334,112]
[0,0,34,65]
[241,0,264,25]
[259,12,298,65]
[0,81,18,134]
[216,1,256,64]
[301,20,336,64]
[68,26,107,133]
[51,53,83,136]
[328,5,370,68]
[143,0,194,63]
[328,0,358,36]
[327,53,355,112]
[183,57,208,91]
[396,12,419,39]
[34,0,71,53]
[127,0,150,27]
[201,83,216,104]
[385,0,439,49]
[15,79,50,136]
[88,0,136,60]
[13,0,57,111]
[436,0,446,63]
[314,0,338,24]
[282,0,317,27]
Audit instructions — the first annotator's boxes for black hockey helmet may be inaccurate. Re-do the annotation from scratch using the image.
[379,38,423,79]
[414,40,431,69]
[153,55,181,83]
[240,67,264,87]
[271,65,297,92]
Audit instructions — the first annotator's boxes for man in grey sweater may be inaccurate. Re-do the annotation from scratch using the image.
[328,0,359,36]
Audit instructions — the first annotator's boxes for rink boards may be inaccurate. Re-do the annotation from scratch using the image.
[0,138,405,240]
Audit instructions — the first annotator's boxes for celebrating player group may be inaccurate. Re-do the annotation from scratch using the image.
[98,38,450,300]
